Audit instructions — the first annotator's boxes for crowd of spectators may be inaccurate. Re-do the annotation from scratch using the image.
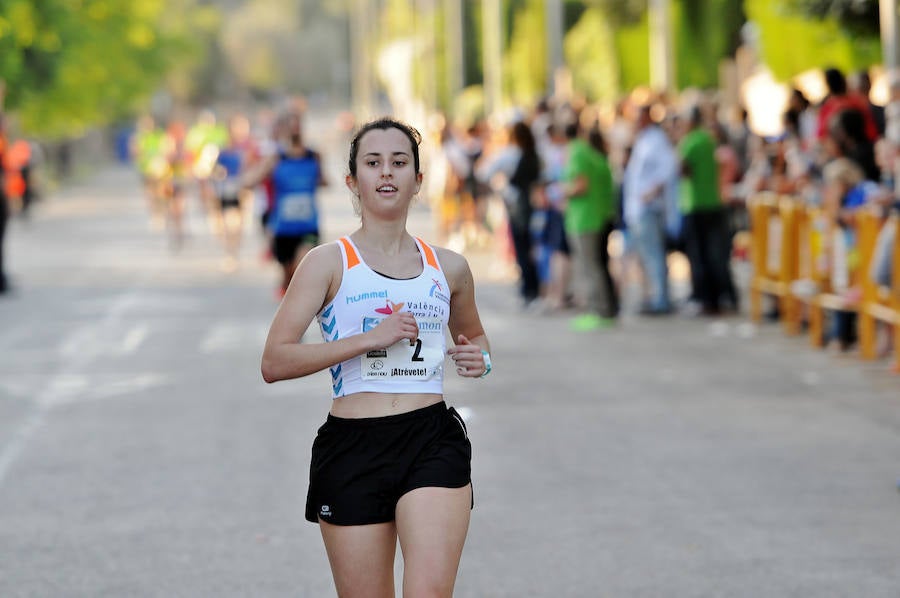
[430,66,900,345]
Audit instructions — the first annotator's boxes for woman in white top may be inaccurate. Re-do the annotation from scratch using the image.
[261,117,491,597]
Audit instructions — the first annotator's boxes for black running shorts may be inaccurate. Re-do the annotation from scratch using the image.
[219,195,240,211]
[272,232,319,265]
[305,401,472,526]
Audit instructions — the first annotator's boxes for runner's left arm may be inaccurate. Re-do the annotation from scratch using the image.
[440,248,491,378]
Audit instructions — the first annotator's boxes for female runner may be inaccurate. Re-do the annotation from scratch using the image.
[261,117,491,597]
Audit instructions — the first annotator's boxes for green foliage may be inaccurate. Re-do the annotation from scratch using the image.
[614,15,651,92]
[0,0,69,111]
[433,6,452,114]
[453,85,486,125]
[564,7,620,103]
[745,0,881,80]
[380,0,417,39]
[159,1,220,104]
[561,1,744,103]
[785,0,880,37]
[9,0,885,141]
[674,0,745,89]
[582,0,647,25]
[371,0,436,114]
[504,0,548,106]
[0,0,205,139]
[462,0,484,87]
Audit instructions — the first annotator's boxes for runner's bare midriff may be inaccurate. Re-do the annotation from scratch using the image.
[331,393,444,418]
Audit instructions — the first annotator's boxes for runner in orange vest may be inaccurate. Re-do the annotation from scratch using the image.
[0,114,10,293]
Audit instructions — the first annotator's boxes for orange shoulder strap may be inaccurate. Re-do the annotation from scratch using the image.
[337,237,360,269]
[415,237,440,271]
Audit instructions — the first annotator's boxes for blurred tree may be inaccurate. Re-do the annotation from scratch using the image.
[584,0,646,24]
[218,0,348,101]
[433,3,457,114]
[564,6,620,103]
[462,1,485,88]
[160,0,222,106]
[563,0,743,102]
[786,0,880,37]
[675,0,745,89]
[504,0,548,107]
[615,14,652,92]
[0,0,212,139]
[745,0,881,80]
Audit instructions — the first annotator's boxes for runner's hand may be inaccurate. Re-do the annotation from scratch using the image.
[448,334,486,377]
[367,312,419,348]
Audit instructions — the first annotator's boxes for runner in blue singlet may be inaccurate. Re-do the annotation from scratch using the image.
[243,109,326,296]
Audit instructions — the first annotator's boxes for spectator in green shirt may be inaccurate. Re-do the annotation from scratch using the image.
[679,106,736,315]
[562,121,619,330]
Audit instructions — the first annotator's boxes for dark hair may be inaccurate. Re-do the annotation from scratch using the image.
[688,105,703,127]
[831,108,867,145]
[587,125,607,155]
[854,69,872,92]
[824,67,847,96]
[510,121,536,153]
[791,88,810,110]
[784,108,800,137]
[829,109,879,180]
[348,117,422,177]
[712,122,729,145]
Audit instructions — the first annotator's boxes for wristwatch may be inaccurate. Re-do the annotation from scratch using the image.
[480,350,492,378]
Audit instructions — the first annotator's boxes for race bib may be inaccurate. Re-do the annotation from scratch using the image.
[280,193,314,221]
[361,317,444,380]
[216,177,240,199]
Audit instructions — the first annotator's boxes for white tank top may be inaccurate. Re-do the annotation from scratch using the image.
[317,236,451,398]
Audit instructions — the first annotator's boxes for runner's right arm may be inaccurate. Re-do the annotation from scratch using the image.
[241,154,279,190]
[261,244,419,383]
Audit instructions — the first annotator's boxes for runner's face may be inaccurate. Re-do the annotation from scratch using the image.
[284,115,302,145]
[348,127,422,214]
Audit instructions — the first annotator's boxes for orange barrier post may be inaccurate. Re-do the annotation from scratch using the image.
[799,208,873,349]
[859,211,900,371]
[748,193,800,334]
[790,205,831,346]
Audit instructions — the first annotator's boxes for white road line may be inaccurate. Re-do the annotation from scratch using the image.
[36,374,91,408]
[0,279,152,488]
[90,373,168,401]
[200,322,244,354]
[200,320,270,354]
[58,326,96,358]
[120,323,148,354]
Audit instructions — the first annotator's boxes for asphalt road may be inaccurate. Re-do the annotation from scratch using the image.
[2,137,900,597]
